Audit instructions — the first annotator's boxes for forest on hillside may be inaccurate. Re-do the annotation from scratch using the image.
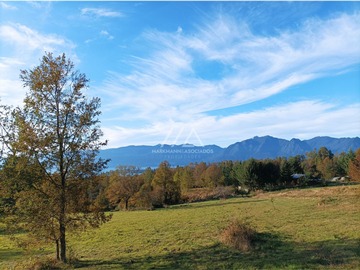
[94,146,360,211]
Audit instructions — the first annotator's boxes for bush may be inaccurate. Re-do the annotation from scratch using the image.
[220,220,257,252]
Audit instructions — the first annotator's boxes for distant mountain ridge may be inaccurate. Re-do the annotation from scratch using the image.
[99,136,360,169]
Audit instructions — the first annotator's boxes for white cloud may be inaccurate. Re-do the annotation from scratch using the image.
[0,23,75,55]
[0,2,17,10]
[102,101,360,148]
[98,11,360,147]
[209,101,360,144]
[100,30,114,40]
[81,8,123,18]
[100,11,360,117]
[0,24,77,107]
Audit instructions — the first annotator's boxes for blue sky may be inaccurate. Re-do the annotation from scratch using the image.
[1,1,360,148]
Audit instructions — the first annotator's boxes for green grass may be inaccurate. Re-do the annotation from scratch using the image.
[1,185,359,269]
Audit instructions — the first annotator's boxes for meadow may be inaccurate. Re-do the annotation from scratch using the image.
[1,184,359,269]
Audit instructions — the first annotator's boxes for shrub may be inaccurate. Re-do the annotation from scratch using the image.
[220,220,257,252]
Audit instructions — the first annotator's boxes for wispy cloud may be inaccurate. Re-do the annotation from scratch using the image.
[0,2,17,10]
[101,12,360,114]
[100,30,114,40]
[0,24,76,106]
[81,8,123,18]
[0,23,75,53]
[85,30,115,44]
[98,11,360,147]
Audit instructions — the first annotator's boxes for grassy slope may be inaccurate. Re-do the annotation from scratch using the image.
[1,185,359,269]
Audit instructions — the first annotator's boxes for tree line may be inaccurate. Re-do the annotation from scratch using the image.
[96,146,360,211]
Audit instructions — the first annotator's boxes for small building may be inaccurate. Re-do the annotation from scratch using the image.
[291,173,306,179]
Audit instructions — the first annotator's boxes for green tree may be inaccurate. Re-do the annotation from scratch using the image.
[318,147,334,160]
[3,52,110,262]
[232,161,244,186]
[237,159,260,190]
[259,159,280,188]
[182,166,194,190]
[288,155,304,174]
[280,159,293,184]
[152,161,180,206]
[173,166,193,193]
[303,149,321,179]
[334,150,355,176]
[220,161,237,186]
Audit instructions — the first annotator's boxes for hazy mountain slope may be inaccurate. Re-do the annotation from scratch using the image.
[99,136,360,169]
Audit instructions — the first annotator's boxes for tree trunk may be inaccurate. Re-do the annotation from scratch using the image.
[59,185,67,263]
[56,239,60,260]
[60,222,66,263]
[125,198,129,210]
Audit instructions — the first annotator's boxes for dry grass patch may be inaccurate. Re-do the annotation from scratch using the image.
[182,186,236,203]
[254,184,360,199]
[317,196,338,207]
[220,220,257,252]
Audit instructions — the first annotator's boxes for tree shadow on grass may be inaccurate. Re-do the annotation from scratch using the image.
[0,249,24,262]
[75,233,360,269]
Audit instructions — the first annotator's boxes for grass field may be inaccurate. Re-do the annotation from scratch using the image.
[1,184,359,269]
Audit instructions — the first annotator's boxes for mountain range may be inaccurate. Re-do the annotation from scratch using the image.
[99,136,360,170]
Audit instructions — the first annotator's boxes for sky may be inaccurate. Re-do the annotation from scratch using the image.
[0,1,360,149]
